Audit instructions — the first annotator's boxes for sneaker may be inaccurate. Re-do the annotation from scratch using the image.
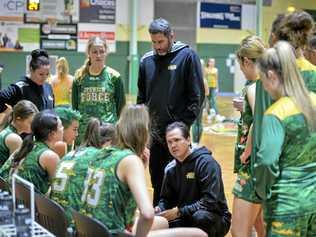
[208,114,215,121]
[210,108,216,115]
[215,114,225,123]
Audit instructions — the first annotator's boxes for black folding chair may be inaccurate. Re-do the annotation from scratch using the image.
[35,193,69,237]
[15,181,32,208]
[72,210,112,237]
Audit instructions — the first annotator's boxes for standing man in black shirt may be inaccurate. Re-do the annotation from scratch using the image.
[137,18,204,205]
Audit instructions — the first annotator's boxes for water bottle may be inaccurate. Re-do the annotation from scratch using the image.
[67,226,75,237]
[0,191,13,225]
[15,204,31,237]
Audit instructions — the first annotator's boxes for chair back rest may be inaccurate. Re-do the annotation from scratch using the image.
[35,193,68,237]
[0,176,10,192]
[15,181,31,208]
[72,210,111,237]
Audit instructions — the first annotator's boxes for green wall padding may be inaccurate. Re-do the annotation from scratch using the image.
[0,41,152,93]
[197,43,239,92]
[0,42,237,93]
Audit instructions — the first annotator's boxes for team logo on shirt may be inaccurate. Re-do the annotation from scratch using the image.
[168,65,177,70]
[186,172,195,179]
[81,87,110,102]
[89,76,100,81]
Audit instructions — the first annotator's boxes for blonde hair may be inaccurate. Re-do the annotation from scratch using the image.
[257,41,316,131]
[116,104,150,156]
[56,57,69,78]
[237,35,266,61]
[74,36,108,82]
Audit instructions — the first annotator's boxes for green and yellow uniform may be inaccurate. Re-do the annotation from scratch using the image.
[0,152,14,182]
[254,95,316,236]
[234,80,254,173]
[82,147,136,234]
[52,75,73,107]
[52,147,136,234]
[16,142,51,194]
[0,125,17,167]
[296,57,316,93]
[10,142,50,194]
[233,80,260,203]
[72,66,125,144]
[50,146,101,223]
[205,67,218,88]
[251,57,316,177]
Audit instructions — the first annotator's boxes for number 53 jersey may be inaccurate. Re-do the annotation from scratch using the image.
[50,146,136,233]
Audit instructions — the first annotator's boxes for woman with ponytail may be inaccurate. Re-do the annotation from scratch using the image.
[0,49,54,112]
[51,57,74,107]
[254,41,316,236]
[72,36,125,145]
[0,110,63,195]
[0,100,38,167]
[231,35,266,237]
[51,117,115,223]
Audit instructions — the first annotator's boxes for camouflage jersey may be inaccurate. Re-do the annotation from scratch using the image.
[254,94,316,219]
[234,80,255,173]
[16,142,50,195]
[84,147,136,234]
[0,125,17,167]
[72,66,125,144]
[50,146,102,223]
[251,57,316,175]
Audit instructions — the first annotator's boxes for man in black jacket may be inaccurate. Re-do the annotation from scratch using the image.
[156,122,231,237]
[137,18,204,205]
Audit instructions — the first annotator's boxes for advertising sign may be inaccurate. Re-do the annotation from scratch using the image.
[80,0,115,24]
[40,23,77,50]
[200,2,241,29]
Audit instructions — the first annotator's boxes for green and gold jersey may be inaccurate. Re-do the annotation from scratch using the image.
[0,153,14,182]
[296,57,316,93]
[72,66,125,144]
[51,147,136,233]
[16,142,50,195]
[50,146,101,223]
[234,80,254,173]
[0,125,17,167]
[251,57,316,175]
[254,94,316,218]
[82,147,136,234]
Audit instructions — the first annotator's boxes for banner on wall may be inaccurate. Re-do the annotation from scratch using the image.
[78,23,116,53]
[0,0,79,22]
[79,0,115,24]
[40,23,77,50]
[0,21,39,51]
[199,2,241,29]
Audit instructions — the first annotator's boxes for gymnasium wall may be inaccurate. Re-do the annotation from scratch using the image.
[1,0,316,93]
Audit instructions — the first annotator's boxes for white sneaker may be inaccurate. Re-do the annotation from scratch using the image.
[215,114,225,122]
[208,114,215,120]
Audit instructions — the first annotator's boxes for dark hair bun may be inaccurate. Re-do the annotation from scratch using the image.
[285,11,314,33]
[31,49,49,60]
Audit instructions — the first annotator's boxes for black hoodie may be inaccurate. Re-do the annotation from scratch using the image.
[158,146,230,218]
[0,76,54,112]
[137,41,204,135]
